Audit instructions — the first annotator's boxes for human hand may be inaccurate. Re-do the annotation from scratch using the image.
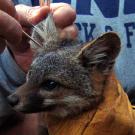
[0,91,25,131]
[11,3,78,72]
[0,1,77,71]
[0,113,39,135]
[0,0,22,52]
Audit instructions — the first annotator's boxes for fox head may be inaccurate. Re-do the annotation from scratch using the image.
[8,15,121,118]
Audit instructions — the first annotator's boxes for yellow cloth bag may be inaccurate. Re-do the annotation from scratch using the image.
[45,74,135,135]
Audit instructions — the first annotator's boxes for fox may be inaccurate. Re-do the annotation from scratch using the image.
[7,14,135,135]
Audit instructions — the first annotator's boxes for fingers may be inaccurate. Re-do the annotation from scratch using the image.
[16,5,50,26]
[0,10,22,46]
[11,5,50,53]
[0,0,16,17]
[51,3,77,39]
[51,3,76,28]
[60,24,78,40]
[12,3,76,53]
[0,0,22,51]
[30,6,50,24]
[16,3,76,28]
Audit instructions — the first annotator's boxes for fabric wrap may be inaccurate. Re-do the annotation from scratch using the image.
[45,74,135,135]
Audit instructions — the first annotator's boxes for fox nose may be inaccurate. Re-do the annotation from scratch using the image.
[7,94,19,107]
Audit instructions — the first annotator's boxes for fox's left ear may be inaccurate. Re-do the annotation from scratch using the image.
[78,32,121,74]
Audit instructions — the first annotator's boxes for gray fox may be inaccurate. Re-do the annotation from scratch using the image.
[8,14,135,135]
[8,13,120,117]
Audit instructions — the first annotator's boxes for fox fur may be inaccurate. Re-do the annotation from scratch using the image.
[7,13,135,135]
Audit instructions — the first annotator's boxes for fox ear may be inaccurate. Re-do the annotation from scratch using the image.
[30,14,60,52]
[78,32,121,74]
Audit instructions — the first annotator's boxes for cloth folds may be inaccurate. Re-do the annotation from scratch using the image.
[45,74,135,135]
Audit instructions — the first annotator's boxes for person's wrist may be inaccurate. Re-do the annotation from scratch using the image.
[12,48,34,73]
[0,112,25,131]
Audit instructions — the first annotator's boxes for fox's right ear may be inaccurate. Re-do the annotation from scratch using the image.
[77,32,121,74]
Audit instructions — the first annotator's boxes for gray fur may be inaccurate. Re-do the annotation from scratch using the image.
[8,15,121,119]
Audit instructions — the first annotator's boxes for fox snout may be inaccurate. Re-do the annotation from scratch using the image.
[7,92,46,113]
[7,94,20,107]
[6,82,44,113]
[6,82,55,113]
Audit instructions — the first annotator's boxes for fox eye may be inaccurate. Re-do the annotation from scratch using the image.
[41,80,59,91]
